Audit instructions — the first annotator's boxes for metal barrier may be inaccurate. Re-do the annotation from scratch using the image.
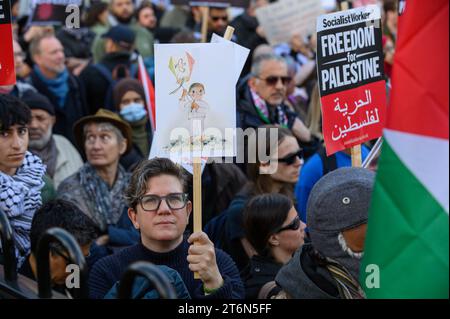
[1,210,66,299]
[36,227,88,299]
[118,261,178,299]
[0,208,17,282]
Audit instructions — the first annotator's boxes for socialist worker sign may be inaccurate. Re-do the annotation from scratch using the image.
[317,5,387,156]
[0,0,16,86]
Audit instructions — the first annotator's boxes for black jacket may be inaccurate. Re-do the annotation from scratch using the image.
[230,13,268,78]
[241,255,283,299]
[79,52,132,114]
[56,28,95,59]
[29,71,89,148]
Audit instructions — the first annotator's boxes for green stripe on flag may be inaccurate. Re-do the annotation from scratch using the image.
[361,140,449,299]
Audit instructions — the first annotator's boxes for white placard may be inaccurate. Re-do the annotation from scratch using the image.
[255,0,324,46]
[154,43,237,160]
[211,33,250,84]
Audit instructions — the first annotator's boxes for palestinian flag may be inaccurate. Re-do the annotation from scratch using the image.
[361,0,449,298]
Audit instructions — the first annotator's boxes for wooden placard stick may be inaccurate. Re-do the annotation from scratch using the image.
[192,25,235,279]
[201,6,210,43]
[351,144,362,167]
[339,0,362,167]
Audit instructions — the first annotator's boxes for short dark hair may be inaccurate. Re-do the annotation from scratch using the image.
[243,193,293,257]
[125,158,188,210]
[30,199,99,255]
[0,94,31,131]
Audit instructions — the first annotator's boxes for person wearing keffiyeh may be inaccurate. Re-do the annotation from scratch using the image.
[0,94,46,268]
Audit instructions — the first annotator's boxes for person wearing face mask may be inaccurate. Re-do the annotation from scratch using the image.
[274,167,374,299]
[113,78,152,159]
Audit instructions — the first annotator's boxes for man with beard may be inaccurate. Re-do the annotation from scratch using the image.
[92,0,155,63]
[274,167,374,299]
[23,90,83,189]
[206,6,230,41]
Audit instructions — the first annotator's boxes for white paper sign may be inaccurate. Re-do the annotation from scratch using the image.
[149,130,207,175]
[255,0,324,46]
[211,33,250,84]
[154,43,236,159]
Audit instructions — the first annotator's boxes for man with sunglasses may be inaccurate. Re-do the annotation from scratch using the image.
[237,54,313,155]
[88,158,244,299]
[207,7,230,40]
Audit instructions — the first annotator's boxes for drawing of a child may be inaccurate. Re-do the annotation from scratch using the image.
[183,83,210,141]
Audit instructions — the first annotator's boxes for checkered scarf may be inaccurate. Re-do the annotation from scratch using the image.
[0,152,46,267]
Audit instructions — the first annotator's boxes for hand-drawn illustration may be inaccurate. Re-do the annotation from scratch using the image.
[155,43,236,159]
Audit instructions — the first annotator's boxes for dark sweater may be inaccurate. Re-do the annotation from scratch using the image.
[88,238,245,299]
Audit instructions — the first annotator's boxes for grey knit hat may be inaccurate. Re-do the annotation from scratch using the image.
[307,167,375,280]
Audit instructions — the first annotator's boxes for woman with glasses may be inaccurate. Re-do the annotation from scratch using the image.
[57,109,139,254]
[88,158,244,299]
[241,193,306,299]
[222,124,304,271]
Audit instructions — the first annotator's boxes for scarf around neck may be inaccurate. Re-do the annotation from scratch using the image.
[249,88,289,128]
[34,65,69,109]
[0,152,46,268]
[78,163,130,231]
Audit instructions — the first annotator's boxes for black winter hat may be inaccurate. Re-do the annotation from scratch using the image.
[21,90,55,116]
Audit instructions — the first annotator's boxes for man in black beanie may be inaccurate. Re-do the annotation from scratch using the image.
[23,90,83,189]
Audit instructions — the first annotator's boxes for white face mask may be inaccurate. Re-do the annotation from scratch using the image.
[338,232,364,260]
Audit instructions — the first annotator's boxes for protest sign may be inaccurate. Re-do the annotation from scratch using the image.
[0,0,15,86]
[170,0,249,8]
[255,0,323,46]
[153,42,236,161]
[317,5,386,156]
[211,32,250,84]
[29,0,82,26]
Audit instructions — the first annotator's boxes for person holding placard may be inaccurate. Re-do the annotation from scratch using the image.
[88,158,244,299]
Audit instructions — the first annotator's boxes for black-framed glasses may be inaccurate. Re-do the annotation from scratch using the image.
[257,75,292,86]
[277,150,304,165]
[276,216,301,233]
[139,193,189,211]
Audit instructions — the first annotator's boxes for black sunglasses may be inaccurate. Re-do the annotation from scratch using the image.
[276,216,301,233]
[211,16,228,21]
[277,150,304,165]
[257,75,292,86]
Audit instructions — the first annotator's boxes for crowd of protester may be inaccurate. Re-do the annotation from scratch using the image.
[0,0,397,299]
